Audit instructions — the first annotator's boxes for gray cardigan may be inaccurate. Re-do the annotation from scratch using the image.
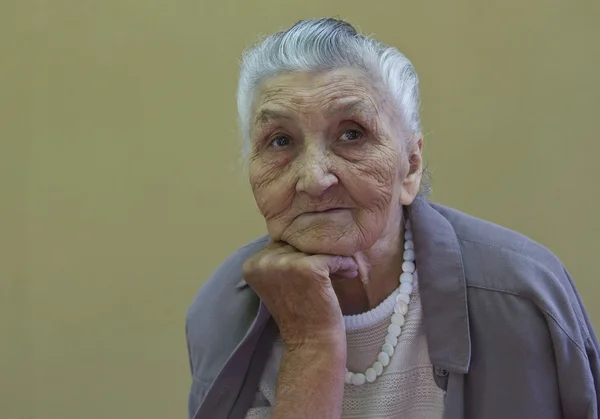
[186,198,600,419]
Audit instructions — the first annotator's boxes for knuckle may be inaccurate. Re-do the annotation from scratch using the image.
[289,257,307,271]
[256,256,272,271]
[242,258,256,274]
[275,255,290,267]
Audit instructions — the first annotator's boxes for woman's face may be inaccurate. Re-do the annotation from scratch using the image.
[248,68,422,256]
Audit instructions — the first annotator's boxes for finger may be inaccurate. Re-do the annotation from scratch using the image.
[333,268,359,279]
[322,255,358,275]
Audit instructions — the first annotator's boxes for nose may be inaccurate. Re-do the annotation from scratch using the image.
[295,146,338,197]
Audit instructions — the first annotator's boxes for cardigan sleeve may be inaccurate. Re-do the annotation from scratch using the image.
[559,268,600,419]
[584,335,600,419]
[245,407,271,419]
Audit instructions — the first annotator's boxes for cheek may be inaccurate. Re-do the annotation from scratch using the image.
[250,162,296,220]
[341,146,400,209]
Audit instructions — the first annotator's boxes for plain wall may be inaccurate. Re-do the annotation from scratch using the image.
[2,1,599,418]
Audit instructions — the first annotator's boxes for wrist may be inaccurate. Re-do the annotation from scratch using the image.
[284,338,347,366]
[282,325,346,349]
[274,336,346,419]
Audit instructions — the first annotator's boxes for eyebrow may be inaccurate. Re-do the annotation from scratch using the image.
[254,99,378,126]
[254,109,293,125]
[327,99,378,117]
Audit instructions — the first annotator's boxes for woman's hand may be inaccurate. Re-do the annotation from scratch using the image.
[242,242,358,350]
[243,242,356,419]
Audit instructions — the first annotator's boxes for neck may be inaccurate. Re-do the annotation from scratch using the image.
[332,212,406,315]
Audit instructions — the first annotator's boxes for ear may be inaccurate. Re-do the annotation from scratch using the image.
[399,138,423,205]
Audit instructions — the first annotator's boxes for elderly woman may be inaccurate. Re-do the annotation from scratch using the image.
[186,18,600,419]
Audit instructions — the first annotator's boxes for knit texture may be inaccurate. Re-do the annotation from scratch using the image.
[246,276,445,419]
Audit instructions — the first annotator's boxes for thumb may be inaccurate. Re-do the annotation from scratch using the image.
[324,255,358,276]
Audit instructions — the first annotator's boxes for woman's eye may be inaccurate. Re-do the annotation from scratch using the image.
[340,129,363,142]
[270,136,291,148]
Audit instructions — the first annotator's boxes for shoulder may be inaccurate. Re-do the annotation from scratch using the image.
[431,202,589,341]
[431,202,564,282]
[185,235,269,377]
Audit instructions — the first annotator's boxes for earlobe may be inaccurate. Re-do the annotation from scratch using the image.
[399,172,422,205]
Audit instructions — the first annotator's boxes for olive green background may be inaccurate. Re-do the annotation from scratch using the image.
[2,1,599,418]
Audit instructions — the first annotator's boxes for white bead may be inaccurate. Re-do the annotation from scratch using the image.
[365,368,377,383]
[403,249,416,261]
[351,373,366,386]
[396,293,410,304]
[385,333,398,346]
[391,313,405,326]
[387,323,401,337]
[397,301,409,315]
[340,223,418,387]
[400,272,414,284]
[402,261,416,273]
[345,371,353,384]
[378,351,390,366]
[373,361,384,376]
[399,282,413,295]
[394,301,408,315]
[382,343,395,357]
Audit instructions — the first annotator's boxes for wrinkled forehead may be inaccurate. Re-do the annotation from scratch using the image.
[251,68,390,127]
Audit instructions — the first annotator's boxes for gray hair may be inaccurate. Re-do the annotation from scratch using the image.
[237,18,430,195]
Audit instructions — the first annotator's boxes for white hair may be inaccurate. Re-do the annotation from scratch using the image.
[236,18,430,195]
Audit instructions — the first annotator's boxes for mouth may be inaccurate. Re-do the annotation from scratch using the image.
[304,207,348,215]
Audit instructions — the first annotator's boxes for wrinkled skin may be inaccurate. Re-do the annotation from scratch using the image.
[245,67,422,317]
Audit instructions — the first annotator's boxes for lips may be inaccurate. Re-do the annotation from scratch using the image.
[304,207,347,214]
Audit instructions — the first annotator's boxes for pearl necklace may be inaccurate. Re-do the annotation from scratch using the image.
[344,220,416,386]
